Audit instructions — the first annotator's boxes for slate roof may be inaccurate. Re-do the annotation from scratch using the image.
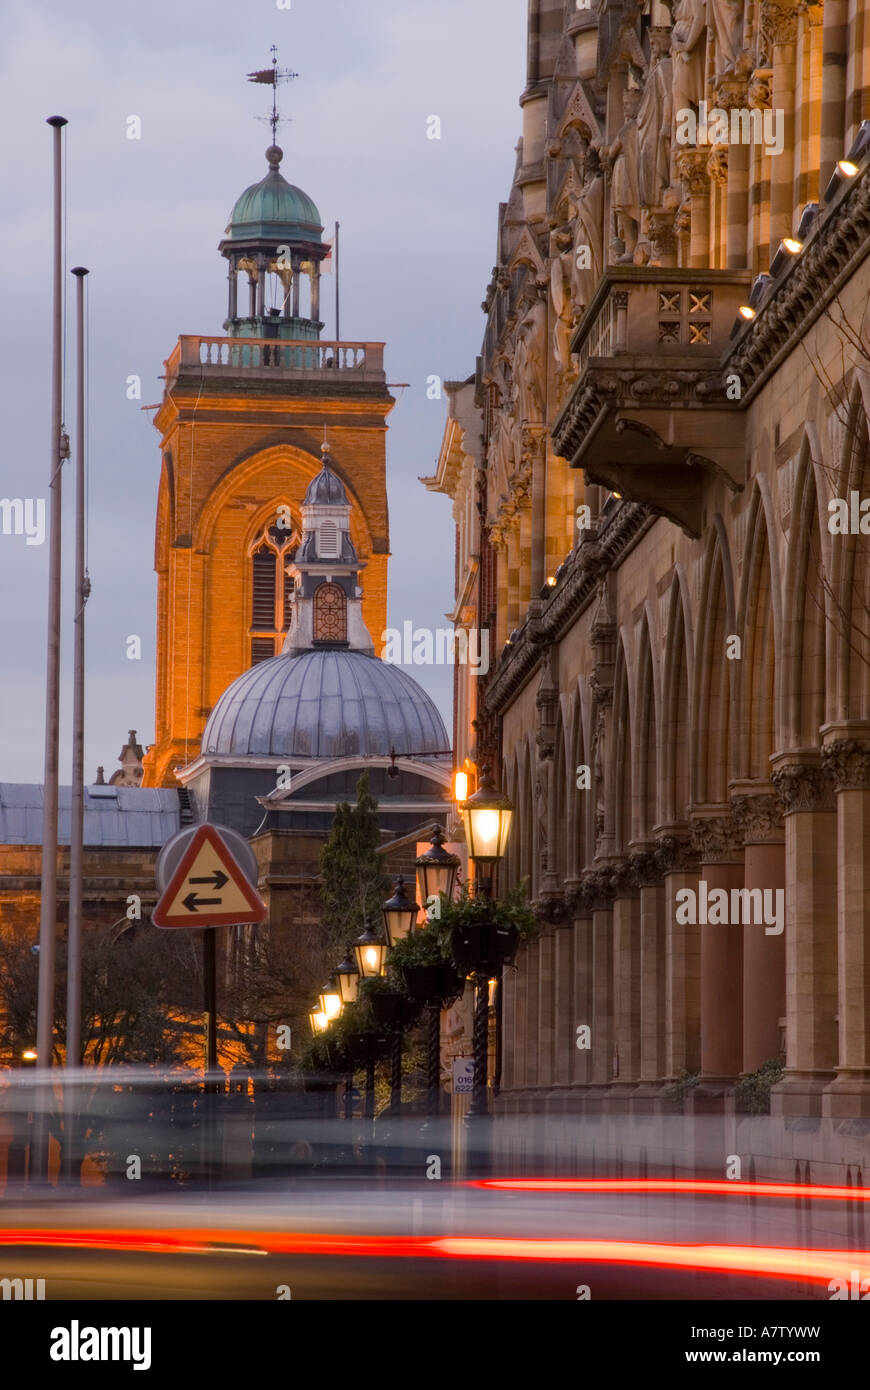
[0,785,180,847]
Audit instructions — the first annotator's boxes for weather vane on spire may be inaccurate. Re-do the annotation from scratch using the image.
[247,44,299,145]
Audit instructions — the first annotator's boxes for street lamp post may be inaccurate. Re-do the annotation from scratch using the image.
[335,952,359,1121]
[415,828,460,1117]
[459,767,514,1125]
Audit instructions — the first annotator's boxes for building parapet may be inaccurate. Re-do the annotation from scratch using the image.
[164,335,387,391]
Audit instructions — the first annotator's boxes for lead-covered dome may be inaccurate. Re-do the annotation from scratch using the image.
[225,145,323,243]
[304,462,348,506]
[202,649,449,760]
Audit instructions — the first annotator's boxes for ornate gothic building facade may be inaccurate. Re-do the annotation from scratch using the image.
[431,0,870,1171]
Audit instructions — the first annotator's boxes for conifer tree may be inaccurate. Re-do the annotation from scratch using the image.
[319,771,389,948]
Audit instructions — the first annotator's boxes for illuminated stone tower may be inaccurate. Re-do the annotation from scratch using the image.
[144,130,393,787]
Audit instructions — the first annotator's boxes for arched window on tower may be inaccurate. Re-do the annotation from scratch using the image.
[313,581,347,643]
[249,512,297,665]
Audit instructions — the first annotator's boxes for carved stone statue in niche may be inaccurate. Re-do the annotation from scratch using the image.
[515,296,548,425]
[670,0,707,126]
[637,29,674,209]
[549,223,577,378]
[709,0,746,77]
[608,86,642,261]
[573,149,606,309]
[489,402,515,500]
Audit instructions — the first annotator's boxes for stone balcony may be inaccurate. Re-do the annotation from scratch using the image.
[552,268,752,537]
[163,335,387,395]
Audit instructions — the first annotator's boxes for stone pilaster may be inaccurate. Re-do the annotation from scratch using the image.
[821,736,870,1117]
[769,753,837,1116]
[731,784,786,1073]
[691,808,745,1084]
[654,830,701,1078]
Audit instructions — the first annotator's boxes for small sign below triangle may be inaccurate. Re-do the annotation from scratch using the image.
[152,823,267,929]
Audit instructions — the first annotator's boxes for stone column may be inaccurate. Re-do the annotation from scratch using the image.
[512,937,529,1092]
[255,254,266,318]
[291,255,301,318]
[819,0,848,189]
[762,1,799,260]
[537,928,556,1089]
[227,257,238,321]
[821,736,870,1117]
[572,911,594,1086]
[657,832,701,1078]
[731,787,786,1074]
[691,810,745,1083]
[676,151,711,268]
[525,938,540,1091]
[612,863,641,1085]
[527,428,547,596]
[311,265,321,323]
[713,80,748,268]
[747,69,773,274]
[554,918,574,1087]
[632,850,667,1086]
[769,754,837,1115]
[581,873,615,1087]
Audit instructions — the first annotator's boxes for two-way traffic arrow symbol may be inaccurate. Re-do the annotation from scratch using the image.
[190,871,229,890]
[182,893,224,913]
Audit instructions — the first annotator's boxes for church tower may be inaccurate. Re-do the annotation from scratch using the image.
[144,81,393,787]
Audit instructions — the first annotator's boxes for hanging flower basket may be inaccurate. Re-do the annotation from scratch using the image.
[401,962,465,1006]
[450,918,520,978]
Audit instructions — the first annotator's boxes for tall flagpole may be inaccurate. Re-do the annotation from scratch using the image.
[34,117,68,1181]
[67,267,89,1088]
[335,220,340,341]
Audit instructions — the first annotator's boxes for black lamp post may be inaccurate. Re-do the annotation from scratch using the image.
[379,879,421,1120]
[333,954,359,1121]
[459,766,514,1122]
[414,827,461,1116]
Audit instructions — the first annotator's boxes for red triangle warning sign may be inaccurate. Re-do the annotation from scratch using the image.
[152,824,267,929]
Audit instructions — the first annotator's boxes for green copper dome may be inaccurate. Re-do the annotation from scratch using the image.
[225,145,323,244]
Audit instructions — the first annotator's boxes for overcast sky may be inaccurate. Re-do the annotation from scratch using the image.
[0,0,527,783]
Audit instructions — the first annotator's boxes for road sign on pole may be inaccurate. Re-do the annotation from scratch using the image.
[152,824,267,929]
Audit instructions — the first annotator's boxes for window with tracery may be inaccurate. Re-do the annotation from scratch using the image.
[249,513,297,665]
[313,581,347,643]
